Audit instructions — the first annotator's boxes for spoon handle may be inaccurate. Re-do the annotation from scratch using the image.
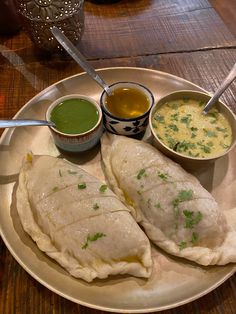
[51,27,112,96]
[203,62,236,114]
[0,119,55,128]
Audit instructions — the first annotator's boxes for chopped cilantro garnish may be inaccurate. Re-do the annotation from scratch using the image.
[216,127,227,133]
[220,143,230,149]
[59,169,62,177]
[170,113,179,121]
[183,210,203,229]
[191,232,198,245]
[99,184,107,192]
[52,186,59,192]
[185,219,195,229]
[179,190,193,201]
[167,102,178,110]
[203,129,217,138]
[179,241,187,250]
[180,116,192,126]
[198,100,205,107]
[190,127,198,138]
[194,212,203,224]
[82,232,106,249]
[93,203,99,210]
[183,210,194,218]
[158,171,168,181]
[154,202,164,211]
[203,146,211,153]
[172,190,193,208]
[175,141,196,153]
[156,133,163,140]
[168,124,179,132]
[137,169,147,180]
[154,114,165,124]
[197,142,211,154]
[188,151,200,157]
[208,111,219,119]
[166,135,177,149]
[206,141,214,147]
[78,182,86,189]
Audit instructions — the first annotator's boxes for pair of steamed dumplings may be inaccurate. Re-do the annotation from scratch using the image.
[16,134,236,282]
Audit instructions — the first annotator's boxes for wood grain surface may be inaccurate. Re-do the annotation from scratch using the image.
[0,0,236,313]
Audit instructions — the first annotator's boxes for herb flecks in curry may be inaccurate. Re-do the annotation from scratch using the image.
[152,98,232,158]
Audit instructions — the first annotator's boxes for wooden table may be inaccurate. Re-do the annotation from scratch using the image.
[0,0,236,313]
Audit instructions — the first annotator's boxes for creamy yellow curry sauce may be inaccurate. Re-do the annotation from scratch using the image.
[152,98,232,158]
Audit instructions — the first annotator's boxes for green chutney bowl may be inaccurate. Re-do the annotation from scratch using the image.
[46,94,103,153]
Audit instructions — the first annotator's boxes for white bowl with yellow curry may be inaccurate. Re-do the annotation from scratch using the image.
[149,90,236,168]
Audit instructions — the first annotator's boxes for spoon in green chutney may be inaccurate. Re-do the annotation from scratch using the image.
[203,62,236,114]
[0,119,55,128]
[51,26,112,96]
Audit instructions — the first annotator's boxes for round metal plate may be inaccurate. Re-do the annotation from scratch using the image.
[0,67,235,312]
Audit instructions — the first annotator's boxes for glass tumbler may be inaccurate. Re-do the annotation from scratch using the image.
[15,0,84,52]
[0,0,21,35]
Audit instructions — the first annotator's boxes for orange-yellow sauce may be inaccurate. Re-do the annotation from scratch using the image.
[105,87,150,119]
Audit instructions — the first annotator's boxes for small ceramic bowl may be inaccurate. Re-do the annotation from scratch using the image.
[100,81,154,136]
[46,94,103,152]
[149,90,236,169]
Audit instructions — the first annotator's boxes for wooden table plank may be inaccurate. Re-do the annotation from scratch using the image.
[210,0,236,37]
[1,236,236,314]
[1,48,235,125]
[0,1,235,62]
[81,0,236,58]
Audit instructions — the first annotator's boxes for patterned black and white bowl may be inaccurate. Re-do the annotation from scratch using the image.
[100,82,154,136]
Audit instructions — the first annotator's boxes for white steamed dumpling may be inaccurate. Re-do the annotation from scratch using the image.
[101,133,236,266]
[16,153,152,282]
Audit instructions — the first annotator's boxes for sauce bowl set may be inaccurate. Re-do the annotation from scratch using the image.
[46,81,154,152]
[45,80,236,168]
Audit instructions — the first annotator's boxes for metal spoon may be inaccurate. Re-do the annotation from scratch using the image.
[203,62,236,114]
[51,26,112,96]
[0,119,55,128]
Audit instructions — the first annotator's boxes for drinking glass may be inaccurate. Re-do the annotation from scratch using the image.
[0,0,21,35]
[15,0,84,52]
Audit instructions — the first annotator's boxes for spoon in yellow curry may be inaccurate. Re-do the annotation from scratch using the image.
[203,62,236,114]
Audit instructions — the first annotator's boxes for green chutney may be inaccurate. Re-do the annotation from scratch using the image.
[50,98,99,134]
